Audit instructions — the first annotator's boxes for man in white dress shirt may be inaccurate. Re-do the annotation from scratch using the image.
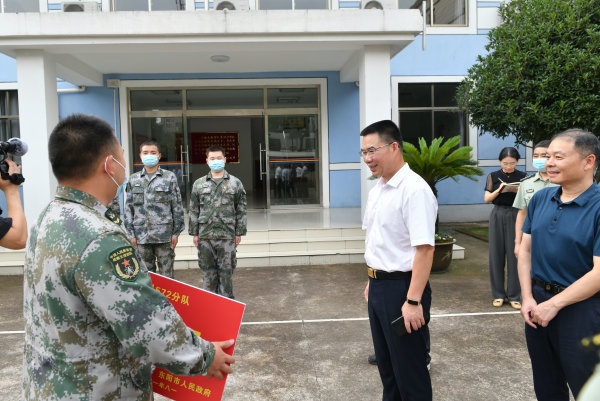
[360,120,438,401]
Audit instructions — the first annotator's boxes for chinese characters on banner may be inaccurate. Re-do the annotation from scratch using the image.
[149,272,246,401]
[190,132,239,164]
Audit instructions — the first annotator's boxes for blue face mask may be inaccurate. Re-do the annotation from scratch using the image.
[532,158,547,172]
[208,160,225,172]
[105,156,127,197]
[116,177,127,198]
[141,155,159,167]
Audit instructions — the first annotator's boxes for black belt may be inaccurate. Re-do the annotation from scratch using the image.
[534,279,600,298]
[367,267,411,280]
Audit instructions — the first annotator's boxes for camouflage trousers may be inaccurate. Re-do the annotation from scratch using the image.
[197,238,237,298]
[137,243,175,278]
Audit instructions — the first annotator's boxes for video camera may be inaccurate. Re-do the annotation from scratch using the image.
[0,138,27,185]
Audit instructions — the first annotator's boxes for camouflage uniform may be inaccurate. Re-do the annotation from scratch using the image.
[125,168,184,278]
[189,171,247,298]
[22,186,215,401]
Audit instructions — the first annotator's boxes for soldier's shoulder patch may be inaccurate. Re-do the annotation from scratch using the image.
[105,209,121,225]
[520,174,535,182]
[108,246,140,281]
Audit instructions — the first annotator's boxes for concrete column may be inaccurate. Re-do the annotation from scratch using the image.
[16,50,59,226]
[358,45,391,217]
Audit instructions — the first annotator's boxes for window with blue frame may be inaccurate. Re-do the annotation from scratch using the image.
[0,91,19,143]
[258,0,329,9]
[3,0,39,12]
[113,0,186,11]
[398,83,468,147]
[402,0,467,26]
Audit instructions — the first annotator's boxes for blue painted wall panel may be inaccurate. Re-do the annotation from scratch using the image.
[435,167,489,205]
[58,87,121,138]
[391,34,489,76]
[326,75,360,164]
[0,54,17,82]
[477,132,525,160]
[329,170,361,207]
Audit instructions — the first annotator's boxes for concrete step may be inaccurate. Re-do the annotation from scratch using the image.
[0,227,465,274]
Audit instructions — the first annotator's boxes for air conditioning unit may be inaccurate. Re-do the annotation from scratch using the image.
[361,0,397,9]
[62,1,100,12]
[214,0,249,11]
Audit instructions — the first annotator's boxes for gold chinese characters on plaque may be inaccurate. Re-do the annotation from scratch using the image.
[190,132,239,164]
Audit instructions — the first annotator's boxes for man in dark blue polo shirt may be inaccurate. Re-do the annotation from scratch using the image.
[518,129,600,400]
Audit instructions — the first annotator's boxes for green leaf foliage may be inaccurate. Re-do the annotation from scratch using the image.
[403,136,483,198]
[456,0,600,145]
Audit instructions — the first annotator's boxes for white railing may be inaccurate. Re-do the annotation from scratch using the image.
[0,0,466,19]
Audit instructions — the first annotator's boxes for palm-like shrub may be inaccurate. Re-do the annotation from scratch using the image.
[403,135,483,199]
[403,135,483,234]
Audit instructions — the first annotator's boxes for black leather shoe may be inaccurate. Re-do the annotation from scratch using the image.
[368,353,377,365]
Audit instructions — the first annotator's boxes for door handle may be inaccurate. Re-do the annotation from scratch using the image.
[259,143,265,181]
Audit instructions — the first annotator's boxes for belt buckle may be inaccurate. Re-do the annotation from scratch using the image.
[545,284,551,292]
[368,267,377,279]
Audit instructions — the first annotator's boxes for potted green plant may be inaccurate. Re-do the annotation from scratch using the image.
[403,135,484,272]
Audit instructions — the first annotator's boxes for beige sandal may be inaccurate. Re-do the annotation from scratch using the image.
[510,301,522,310]
[492,299,504,307]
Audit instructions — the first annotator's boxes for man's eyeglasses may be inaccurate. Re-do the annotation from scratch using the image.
[358,143,393,158]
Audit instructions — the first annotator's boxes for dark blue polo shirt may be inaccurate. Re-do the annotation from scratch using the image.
[522,184,600,288]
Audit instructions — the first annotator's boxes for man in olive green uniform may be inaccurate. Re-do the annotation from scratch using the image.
[189,145,247,299]
[125,141,185,278]
[23,114,234,400]
[513,140,558,258]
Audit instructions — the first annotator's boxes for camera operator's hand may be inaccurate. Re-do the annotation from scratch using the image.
[0,158,27,249]
[0,158,21,190]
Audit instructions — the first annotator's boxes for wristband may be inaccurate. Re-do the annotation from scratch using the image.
[406,298,420,306]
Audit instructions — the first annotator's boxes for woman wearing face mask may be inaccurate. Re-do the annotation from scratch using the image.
[484,147,527,309]
[512,140,558,261]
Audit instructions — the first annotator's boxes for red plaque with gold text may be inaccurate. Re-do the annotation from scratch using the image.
[149,272,245,400]
[190,132,239,164]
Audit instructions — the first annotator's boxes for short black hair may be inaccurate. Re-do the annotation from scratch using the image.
[498,147,521,161]
[533,140,551,151]
[206,145,226,157]
[49,114,118,181]
[551,128,600,168]
[139,140,160,153]
[360,120,403,151]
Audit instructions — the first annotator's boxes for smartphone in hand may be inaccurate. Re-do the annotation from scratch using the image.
[391,311,431,337]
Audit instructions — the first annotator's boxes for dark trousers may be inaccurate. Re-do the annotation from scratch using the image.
[525,285,600,400]
[489,205,520,301]
[368,276,432,401]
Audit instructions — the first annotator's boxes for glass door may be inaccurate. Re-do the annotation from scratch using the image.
[128,85,322,210]
[130,116,187,206]
[129,89,188,206]
[267,114,320,206]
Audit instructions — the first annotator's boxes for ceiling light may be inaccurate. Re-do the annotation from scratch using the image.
[210,55,230,63]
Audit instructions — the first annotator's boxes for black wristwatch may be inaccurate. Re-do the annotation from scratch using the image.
[406,298,421,306]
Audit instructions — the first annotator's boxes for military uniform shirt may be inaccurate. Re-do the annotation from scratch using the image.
[513,172,558,210]
[125,167,185,244]
[23,186,215,400]
[189,170,247,239]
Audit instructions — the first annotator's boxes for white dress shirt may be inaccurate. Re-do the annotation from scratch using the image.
[362,163,438,272]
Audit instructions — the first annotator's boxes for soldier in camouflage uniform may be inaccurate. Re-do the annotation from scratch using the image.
[189,145,247,298]
[23,114,234,400]
[124,141,185,278]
